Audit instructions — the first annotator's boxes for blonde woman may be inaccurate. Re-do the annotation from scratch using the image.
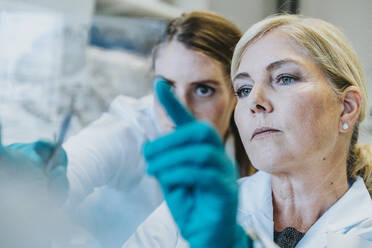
[124,14,372,248]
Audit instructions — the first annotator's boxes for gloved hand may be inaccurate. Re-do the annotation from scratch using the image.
[0,132,70,247]
[144,78,253,248]
[1,137,69,205]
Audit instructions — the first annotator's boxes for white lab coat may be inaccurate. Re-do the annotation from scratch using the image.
[63,94,237,247]
[123,171,372,248]
[63,95,164,245]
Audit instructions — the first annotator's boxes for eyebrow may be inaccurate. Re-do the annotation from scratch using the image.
[232,72,251,82]
[155,75,223,86]
[266,58,303,72]
[192,79,223,86]
[233,58,303,82]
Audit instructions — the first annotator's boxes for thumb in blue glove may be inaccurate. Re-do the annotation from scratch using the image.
[143,78,253,248]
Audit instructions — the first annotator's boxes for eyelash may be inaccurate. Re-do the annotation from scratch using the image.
[275,74,299,85]
[195,84,215,97]
[234,74,299,98]
[234,86,252,98]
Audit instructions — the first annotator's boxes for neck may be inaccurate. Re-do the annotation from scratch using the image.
[271,159,349,233]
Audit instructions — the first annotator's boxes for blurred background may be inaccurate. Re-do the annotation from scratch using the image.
[0,0,371,144]
[0,1,371,247]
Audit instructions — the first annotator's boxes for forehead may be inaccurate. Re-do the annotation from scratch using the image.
[237,30,314,75]
[155,41,226,83]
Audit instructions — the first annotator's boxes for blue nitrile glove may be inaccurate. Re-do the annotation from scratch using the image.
[2,139,69,205]
[144,78,253,248]
[0,134,70,247]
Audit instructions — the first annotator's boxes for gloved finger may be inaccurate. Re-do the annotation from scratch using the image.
[144,122,224,160]
[147,145,231,176]
[154,166,199,186]
[35,142,68,171]
[155,165,237,194]
[7,141,54,165]
[155,77,195,127]
[7,142,44,164]
[8,141,67,170]
[34,141,54,163]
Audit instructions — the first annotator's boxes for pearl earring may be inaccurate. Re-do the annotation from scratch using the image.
[342,122,349,130]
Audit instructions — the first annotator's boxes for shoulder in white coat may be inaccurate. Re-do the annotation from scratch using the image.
[123,202,189,248]
[64,94,161,206]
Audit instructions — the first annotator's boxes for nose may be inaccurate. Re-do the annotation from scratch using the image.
[248,84,273,114]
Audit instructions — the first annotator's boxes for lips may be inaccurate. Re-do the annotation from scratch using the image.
[251,127,281,140]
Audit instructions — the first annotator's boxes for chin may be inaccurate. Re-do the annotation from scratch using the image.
[255,165,288,175]
[248,152,289,174]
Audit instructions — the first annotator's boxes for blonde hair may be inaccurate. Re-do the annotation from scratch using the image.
[232,14,372,195]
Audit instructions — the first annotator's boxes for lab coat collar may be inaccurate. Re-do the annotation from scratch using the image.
[238,171,272,219]
[324,176,371,232]
[238,172,371,247]
[238,171,274,240]
[297,176,372,247]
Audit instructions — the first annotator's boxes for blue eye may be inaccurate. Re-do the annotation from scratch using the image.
[277,75,297,85]
[235,87,252,98]
[195,85,214,97]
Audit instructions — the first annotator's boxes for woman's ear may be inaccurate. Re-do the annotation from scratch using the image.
[339,86,362,132]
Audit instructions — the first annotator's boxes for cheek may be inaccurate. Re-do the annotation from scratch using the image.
[234,101,267,165]
[154,99,173,132]
[234,101,252,143]
[282,90,340,151]
[193,95,234,136]
[233,89,341,168]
